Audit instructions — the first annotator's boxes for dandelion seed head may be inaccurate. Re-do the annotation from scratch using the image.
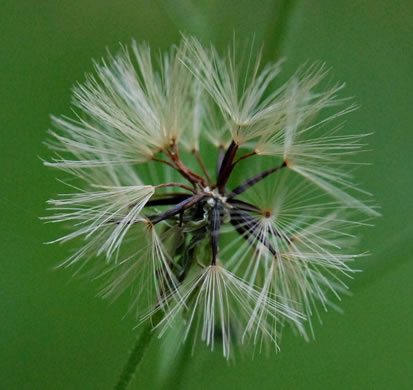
[44,36,377,357]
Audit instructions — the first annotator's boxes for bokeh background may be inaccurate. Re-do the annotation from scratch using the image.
[1,1,412,389]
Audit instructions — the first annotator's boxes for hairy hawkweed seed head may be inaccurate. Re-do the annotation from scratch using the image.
[44,36,378,359]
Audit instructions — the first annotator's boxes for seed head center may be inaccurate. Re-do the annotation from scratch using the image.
[203,186,228,204]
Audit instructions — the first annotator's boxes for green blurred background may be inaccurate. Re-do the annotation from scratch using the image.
[1,0,412,389]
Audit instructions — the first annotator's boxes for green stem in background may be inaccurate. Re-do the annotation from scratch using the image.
[160,334,194,390]
[264,0,298,59]
[114,312,164,390]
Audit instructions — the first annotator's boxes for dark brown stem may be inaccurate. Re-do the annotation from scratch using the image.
[155,182,198,194]
[145,195,191,207]
[231,217,260,250]
[228,161,287,199]
[152,156,177,169]
[228,199,262,214]
[167,145,206,187]
[217,141,239,193]
[217,149,257,194]
[233,151,257,166]
[151,194,206,225]
[210,203,221,265]
[193,150,213,186]
[230,209,277,256]
[216,146,225,180]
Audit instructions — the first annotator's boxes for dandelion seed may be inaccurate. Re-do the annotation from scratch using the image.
[45,36,377,357]
[146,265,304,358]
